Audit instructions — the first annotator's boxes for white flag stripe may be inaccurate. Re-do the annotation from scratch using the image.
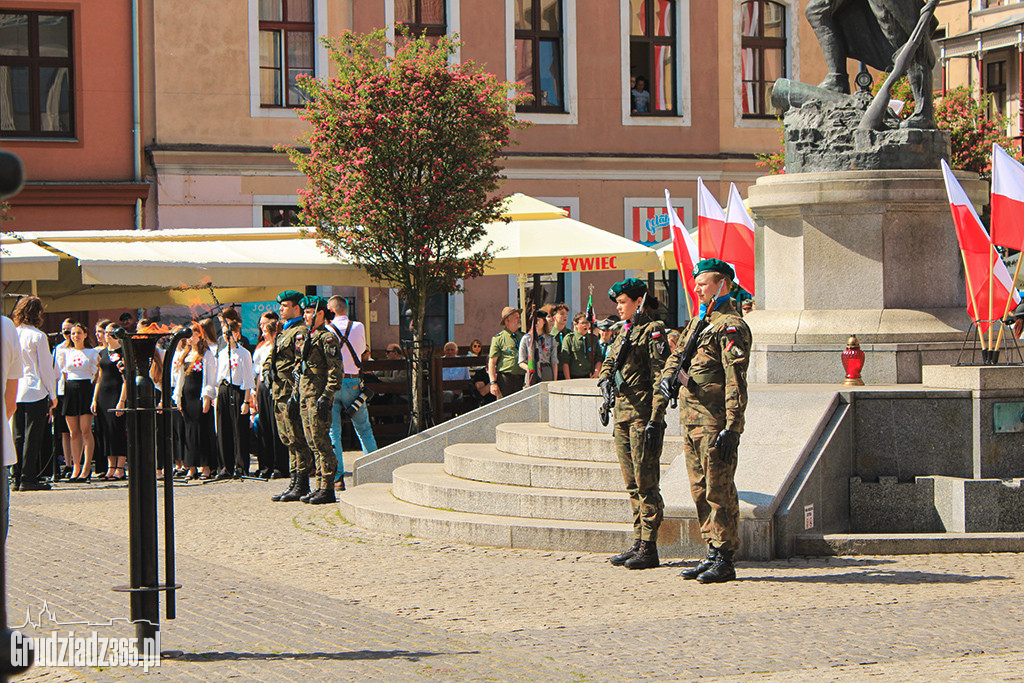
[664,189,699,264]
[992,143,1024,201]
[725,183,755,233]
[941,159,989,237]
[697,177,726,222]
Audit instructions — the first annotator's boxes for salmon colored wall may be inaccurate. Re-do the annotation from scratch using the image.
[0,0,136,181]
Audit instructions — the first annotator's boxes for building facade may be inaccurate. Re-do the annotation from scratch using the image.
[0,0,148,231]
[937,0,1024,150]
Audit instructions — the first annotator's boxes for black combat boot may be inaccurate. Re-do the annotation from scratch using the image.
[271,473,297,502]
[679,544,718,579]
[307,487,336,505]
[624,540,659,570]
[696,548,736,584]
[300,477,319,503]
[280,474,310,502]
[608,539,641,566]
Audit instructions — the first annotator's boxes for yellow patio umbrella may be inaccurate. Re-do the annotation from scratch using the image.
[481,194,661,308]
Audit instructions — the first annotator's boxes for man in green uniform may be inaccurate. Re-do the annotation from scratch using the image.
[599,278,670,570]
[654,259,751,584]
[264,290,315,503]
[487,306,524,399]
[296,295,344,505]
[560,313,602,379]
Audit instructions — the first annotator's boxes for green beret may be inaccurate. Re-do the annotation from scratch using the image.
[693,258,735,281]
[300,295,327,310]
[608,277,647,302]
[276,290,304,304]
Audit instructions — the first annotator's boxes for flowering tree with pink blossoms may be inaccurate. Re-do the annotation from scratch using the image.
[286,28,529,431]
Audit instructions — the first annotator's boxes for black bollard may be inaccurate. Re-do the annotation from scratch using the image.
[111,331,181,655]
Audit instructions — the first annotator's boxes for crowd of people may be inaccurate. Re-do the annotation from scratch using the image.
[1,292,391,500]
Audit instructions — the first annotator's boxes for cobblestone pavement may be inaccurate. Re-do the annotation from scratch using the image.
[6,475,1024,681]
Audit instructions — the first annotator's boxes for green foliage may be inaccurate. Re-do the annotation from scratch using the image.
[284,28,529,431]
[755,119,785,175]
[286,29,529,300]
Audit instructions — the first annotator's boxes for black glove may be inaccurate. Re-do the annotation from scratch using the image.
[316,395,332,421]
[713,429,740,459]
[659,375,680,401]
[597,378,614,405]
[643,420,666,455]
[286,394,300,420]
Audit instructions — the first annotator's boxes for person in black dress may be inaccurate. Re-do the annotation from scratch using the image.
[252,313,288,479]
[90,323,127,482]
[175,322,218,480]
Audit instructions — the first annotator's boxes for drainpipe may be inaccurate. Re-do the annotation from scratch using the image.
[132,0,142,229]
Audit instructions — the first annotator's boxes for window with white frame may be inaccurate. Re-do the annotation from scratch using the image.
[258,0,314,108]
[628,0,676,115]
[514,0,565,112]
[740,0,786,118]
[396,0,446,46]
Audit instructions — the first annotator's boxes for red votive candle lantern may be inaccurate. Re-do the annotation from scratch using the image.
[841,335,865,386]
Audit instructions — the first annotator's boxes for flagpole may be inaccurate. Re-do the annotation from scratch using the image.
[959,247,988,350]
[993,239,1024,352]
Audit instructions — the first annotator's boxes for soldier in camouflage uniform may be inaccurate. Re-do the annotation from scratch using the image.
[599,278,670,570]
[654,259,751,584]
[263,290,316,503]
[296,295,344,505]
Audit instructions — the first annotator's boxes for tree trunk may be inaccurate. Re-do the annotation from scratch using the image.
[408,293,428,434]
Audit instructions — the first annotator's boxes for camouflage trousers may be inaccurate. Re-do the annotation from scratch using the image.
[683,424,740,553]
[613,417,664,542]
[273,399,314,477]
[301,395,337,490]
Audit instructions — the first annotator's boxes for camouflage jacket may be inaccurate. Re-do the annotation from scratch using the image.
[298,324,343,400]
[653,298,751,431]
[263,319,307,402]
[597,311,669,422]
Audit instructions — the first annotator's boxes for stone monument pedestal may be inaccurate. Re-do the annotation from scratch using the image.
[745,169,988,384]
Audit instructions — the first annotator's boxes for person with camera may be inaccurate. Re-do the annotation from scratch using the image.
[654,259,751,584]
[327,295,376,491]
[598,279,669,570]
[295,296,344,505]
[264,290,315,503]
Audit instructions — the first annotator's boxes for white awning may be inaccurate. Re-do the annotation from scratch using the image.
[22,227,375,288]
[0,239,60,281]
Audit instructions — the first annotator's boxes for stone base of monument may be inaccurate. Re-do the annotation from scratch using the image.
[746,169,987,384]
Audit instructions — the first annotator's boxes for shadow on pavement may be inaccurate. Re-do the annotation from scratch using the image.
[737,571,1010,584]
[176,649,475,663]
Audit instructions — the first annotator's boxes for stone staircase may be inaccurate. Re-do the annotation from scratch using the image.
[339,420,682,553]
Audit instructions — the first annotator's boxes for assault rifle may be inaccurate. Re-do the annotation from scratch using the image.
[598,294,645,427]
[661,280,726,408]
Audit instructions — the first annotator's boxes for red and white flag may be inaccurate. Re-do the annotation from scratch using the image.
[697,177,726,261]
[990,143,1024,251]
[665,189,699,317]
[941,159,1021,336]
[724,183,756,295]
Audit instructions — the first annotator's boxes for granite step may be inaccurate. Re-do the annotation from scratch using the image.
[496,422,682,464]
[794,532,1024,556]
[392,462,631,523]
[444,443,670,492]
[337,483,634,552]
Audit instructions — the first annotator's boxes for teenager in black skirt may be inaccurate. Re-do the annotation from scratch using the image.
[174,322,218,481]
[91,323,127,482]
[252,313,288,478]
[59,323,99,481]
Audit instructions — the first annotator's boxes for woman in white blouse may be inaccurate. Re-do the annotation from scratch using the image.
[173,321,218,480]
[10,296,57,491]
[58,322,100,481]
[215,318,255,478]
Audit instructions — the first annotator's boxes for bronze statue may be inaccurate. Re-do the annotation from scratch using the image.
[805,0,937,128]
